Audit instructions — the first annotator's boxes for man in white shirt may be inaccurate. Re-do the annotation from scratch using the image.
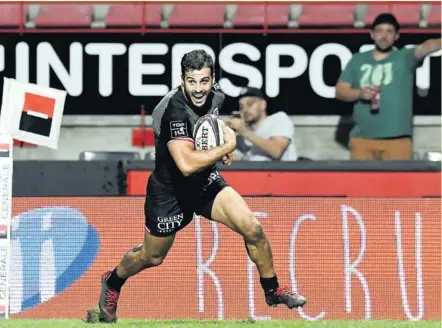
[226,87,298,161]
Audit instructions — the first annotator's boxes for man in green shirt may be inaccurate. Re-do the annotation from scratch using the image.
[336,13,441,160]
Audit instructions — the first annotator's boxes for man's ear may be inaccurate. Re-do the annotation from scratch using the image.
[260,99,267,111]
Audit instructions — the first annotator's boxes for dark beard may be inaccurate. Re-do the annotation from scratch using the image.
[375,44,393,53]
[246,119,258,126]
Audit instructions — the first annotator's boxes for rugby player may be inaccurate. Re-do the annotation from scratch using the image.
[92,50,307,323]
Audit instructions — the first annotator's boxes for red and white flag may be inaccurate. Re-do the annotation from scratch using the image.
[0,78,67,149]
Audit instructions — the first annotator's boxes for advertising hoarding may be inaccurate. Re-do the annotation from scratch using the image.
[9,197,441,321]
[0,32,439,116]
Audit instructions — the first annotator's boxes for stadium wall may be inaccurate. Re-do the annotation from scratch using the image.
[7,161,441,321]
[11,160,442,197]
[9,196,441,321]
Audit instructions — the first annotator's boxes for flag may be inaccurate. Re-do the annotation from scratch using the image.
[19,92,56,137]
[0,78,67,149]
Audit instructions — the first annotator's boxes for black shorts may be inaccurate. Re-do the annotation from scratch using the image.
[144,171,228,237]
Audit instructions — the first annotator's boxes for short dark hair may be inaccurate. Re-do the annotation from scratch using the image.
[181,49,214,77]
[372,13,400,31]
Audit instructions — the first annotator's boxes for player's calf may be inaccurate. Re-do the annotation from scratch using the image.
[242,221,276,278]
[116,245,165,279]
[210,186,307,310]
[93,255,165,324]
[243,218,265,244]
[90,232,175,323]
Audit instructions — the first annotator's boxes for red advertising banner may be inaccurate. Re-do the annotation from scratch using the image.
[127,171,441,197]
[10,197,440,321]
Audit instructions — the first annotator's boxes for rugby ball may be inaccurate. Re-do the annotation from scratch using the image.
[193,114,224,150]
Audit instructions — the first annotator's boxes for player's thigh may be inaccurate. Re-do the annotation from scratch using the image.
[140,229,176,263]
[210,186,260,238]
[143,194,193,264]
[144,194,194,237]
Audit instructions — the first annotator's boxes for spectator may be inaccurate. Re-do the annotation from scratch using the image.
[226,87,298,161]
[335,13,441,160]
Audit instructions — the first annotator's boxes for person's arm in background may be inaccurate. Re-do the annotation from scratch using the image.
[335,56,377,102]
[414,38,441,61]
[401,38,441,72]
[227,113,293,160]
[232,149,244,161]
[241,131,289,160]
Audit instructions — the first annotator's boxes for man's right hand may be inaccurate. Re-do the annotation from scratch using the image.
[222,153,233,166]
[359,86,379,100]
[220,121,237,153]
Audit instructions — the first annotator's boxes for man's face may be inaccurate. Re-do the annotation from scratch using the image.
[239,96,265,124]
[182,67,213,107]
[370,23,399,51]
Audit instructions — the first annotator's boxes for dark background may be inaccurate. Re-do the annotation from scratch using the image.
[0,32,440,116]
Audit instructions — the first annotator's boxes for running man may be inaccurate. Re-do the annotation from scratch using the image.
[88,49,306,323]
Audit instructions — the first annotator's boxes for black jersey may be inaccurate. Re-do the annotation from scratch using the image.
[151,86,225,193]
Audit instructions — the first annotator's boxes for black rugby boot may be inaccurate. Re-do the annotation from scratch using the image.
[265,286,307,309]
[98,270,120,323]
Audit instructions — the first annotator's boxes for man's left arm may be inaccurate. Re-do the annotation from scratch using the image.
[228,113,293,160]
[414,38,442,61]
[241,131,289,160]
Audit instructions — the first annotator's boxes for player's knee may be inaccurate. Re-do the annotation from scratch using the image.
[139,247,166,268]
[148,255,165,267]
[243,215,265,244]
[140,253,165,268]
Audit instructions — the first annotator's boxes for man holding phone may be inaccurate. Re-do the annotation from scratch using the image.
[226,87,298,161]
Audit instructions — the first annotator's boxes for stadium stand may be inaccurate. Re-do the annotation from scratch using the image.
[391,4,422,26]
[228,4,291,27]
[0,3,27,27]
[105,3,164,27]
[297,4,357,27]
[425,3,441,27]
[0,2,438,29]
[362,4,391,26]
[33,4,94,27]
[167,4,226,27]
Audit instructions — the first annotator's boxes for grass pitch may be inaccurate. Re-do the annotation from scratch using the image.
[0,320,439,328]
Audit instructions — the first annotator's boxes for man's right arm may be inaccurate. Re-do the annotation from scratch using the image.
[161,107,235,176]
[168,140,234,176]
[335,57,361,102]
[335,83,361,102]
